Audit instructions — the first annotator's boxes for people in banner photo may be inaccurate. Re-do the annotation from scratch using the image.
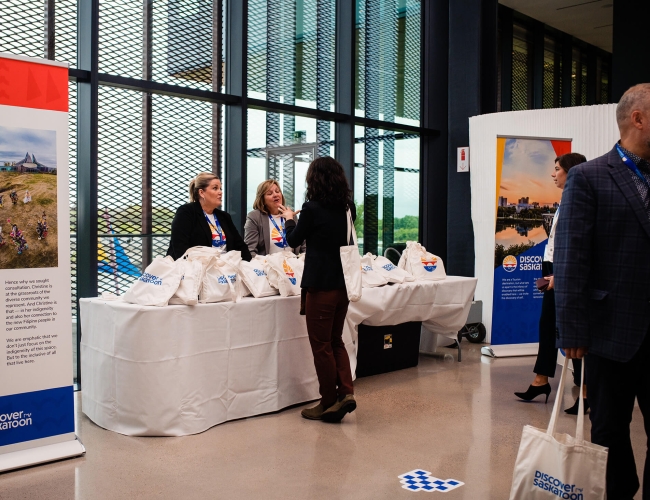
[166,172,252,261]
[23,189,31,203]
[283,156,357,423]
[555,83,650,499]
[9,222,28,254]
[10,189,18,205]
[244,179,306,257]
[514,152,587,415]
[0,224,4,247]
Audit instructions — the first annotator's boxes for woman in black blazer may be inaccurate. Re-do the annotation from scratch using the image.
[166,172,252,261]
[282,157,356,423]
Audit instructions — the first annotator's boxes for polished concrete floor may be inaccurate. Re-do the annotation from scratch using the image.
[1,343,646,499]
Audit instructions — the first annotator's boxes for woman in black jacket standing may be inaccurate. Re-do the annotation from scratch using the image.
[281,157,356,423]
[166,172,252,261]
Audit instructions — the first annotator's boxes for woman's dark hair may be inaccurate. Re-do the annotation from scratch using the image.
[305,157,352,208]
[555,153,587,173]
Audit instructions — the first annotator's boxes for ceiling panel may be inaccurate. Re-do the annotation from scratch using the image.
[499,0,613,52]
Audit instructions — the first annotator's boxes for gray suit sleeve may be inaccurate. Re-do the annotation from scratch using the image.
[243,211,261,258]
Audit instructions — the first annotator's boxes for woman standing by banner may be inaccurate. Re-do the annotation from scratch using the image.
[515,153,588,414]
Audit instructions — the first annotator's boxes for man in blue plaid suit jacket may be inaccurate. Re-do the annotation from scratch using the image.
[555,83,650,500]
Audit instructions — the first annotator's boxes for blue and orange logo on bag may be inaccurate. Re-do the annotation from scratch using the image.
[271,227,285,248]
[421,256,437,272]
[502,255,517,272]
[283,260,297,285]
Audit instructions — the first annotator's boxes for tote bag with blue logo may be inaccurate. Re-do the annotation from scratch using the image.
[122,255,183,307]
[509,358,607,499]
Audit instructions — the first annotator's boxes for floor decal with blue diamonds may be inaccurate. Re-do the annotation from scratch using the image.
[398,470,465,492]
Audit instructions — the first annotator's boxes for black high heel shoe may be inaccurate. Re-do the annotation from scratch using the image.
[514,383,552,403]
[564,397,589,415]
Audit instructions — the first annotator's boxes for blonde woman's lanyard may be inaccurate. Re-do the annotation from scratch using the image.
[268,214,288,248]
[204,211,226,248]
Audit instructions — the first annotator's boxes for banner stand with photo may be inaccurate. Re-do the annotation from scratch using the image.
[0,53,85,472]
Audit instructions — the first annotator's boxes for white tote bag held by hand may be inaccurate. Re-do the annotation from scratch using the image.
[509,359,607,499]
[340,208,362,301]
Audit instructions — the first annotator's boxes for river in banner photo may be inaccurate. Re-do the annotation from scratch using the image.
[494,218,553,268]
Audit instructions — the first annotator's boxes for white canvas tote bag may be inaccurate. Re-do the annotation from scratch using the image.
[265,252,303,297]
[219,251,248,299]
[372,255,414,283]
[200,257,237,303]
[122,255,182,307]
[340,208,362,301]
[360,253,389,288]
[509,359,607,500]
[239,259,278,298]
[398,241,447,281]
[168,256,203,305]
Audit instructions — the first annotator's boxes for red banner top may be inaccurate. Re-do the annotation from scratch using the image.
[0,56,68,112]
[550,140,572,158]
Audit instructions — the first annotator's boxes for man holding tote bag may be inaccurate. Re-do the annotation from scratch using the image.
[555,83,650,499]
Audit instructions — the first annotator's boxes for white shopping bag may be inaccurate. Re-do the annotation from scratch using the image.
[340,208,362,301]
[168,256,203,305]
[360,253,389,288]
[509,359,607,499]
[219,251,248,299]
[239,259,278,298]
[122,255,183,307]
[265,251,303,297]
[372,255,414,283]
[200,257,237,303]
[398,241,446,281]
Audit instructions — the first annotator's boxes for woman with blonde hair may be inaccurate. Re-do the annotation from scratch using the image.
[244,179,306,257]
[166,172,251,261]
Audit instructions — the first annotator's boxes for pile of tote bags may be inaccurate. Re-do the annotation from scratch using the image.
[119,240,446,307]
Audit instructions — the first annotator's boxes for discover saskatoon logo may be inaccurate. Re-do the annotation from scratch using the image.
[533,471,584,499]
[0,410,33,431]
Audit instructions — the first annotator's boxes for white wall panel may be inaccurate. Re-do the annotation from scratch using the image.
[469,104,619,343]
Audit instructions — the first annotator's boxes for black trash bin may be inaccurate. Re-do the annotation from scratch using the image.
[355,321,422,377]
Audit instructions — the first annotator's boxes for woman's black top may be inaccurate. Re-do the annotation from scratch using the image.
[166,201,252,261]
[285,200,355,290]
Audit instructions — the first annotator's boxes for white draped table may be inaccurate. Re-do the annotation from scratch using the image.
[80,276,477,436]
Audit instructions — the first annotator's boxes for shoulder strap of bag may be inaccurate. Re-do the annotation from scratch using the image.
[546,356,586,444]
[346,208,357,246]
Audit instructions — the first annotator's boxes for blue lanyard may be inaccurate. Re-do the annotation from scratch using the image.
[616,144,650,192]
[204,211,226,247]
[268,215,288,248]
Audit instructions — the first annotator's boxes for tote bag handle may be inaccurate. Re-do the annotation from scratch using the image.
[346,208,357,246]
[546,356,586,444]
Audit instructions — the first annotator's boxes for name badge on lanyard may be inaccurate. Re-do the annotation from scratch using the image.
[616,144,650,192]
[269,215,288,248]
[204,212,226,248]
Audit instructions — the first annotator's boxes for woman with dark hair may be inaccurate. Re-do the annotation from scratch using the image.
[167,172,251,261]
[281,156,357,423]
[515,152,588,414]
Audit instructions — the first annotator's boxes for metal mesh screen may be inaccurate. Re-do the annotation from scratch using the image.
[542,38,557,109]
[151,94,218,238]
[356,0,420,124]
[511,28,530,111]
[99,0,223,89]
[69,84,78,319]
[55,0,77,67]
[0,1,46,59]
[354,130,419,256]
[97,86,144,295]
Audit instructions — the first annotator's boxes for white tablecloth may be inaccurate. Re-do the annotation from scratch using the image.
[80,276,476,436]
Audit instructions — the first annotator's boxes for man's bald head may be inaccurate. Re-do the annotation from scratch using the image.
[616,83,650,130]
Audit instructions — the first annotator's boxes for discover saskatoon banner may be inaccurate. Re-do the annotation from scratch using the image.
[0,53,83,471]
[491,137,571,345]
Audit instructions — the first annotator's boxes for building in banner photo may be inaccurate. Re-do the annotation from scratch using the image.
[491,137,571,345]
